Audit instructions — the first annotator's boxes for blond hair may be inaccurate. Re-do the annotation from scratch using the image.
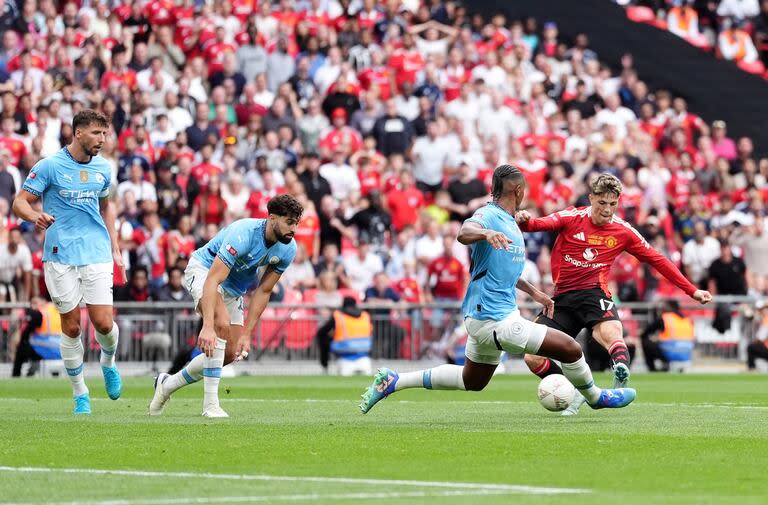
[590,173,623,197]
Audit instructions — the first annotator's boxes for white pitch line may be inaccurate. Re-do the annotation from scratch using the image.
[1,397,767,410]
[0,466,589,495]
[1,488,515,505]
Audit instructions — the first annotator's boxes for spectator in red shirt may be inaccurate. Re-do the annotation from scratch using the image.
[191,175,228,227]
[425,234,467,337]
[386,170,425,232]
[318,107,363,159]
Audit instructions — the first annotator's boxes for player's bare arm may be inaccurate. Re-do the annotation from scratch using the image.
[100,198,125,281]
[12,190,55,231]
[198,257,232,357]
[457,220,511,250]
[241,266,283,361]
[516,278,555,318]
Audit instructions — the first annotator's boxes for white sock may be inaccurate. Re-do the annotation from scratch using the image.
[395,365,466,391]
[203,338,226,407]
[164,353,204,395]
[561,355,601,404]
[60,335,88,397]
[95,322,119,368]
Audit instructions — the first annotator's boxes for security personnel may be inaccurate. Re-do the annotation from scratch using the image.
[640,299,694,371]
[13,296,62,377]
[315,296,373,375]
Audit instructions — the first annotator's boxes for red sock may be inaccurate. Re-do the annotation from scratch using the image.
[608,340,630,367]
[531,358,564,379]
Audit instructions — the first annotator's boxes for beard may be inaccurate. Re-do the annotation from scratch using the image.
[272,222,294,244]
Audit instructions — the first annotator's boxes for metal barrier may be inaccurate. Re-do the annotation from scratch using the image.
[0,297,761,365]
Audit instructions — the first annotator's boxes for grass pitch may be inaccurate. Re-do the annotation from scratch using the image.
[0,373,766,504]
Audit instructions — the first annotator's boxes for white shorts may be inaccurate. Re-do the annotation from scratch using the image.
[463,310,547,365]
[43,261,113,313]
[184,257,245,326]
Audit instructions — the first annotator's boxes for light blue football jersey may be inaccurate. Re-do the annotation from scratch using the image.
[192,218,297,297]
[461,203,527,321]
[21,148,113,266]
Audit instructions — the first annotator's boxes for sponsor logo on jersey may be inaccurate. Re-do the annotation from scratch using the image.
[95,173,105,183]
[573,232,585,241]
[58,189,98,199]
[80,170,89,183]
[226,244,237,256]
[62,173,73,182]
[583,248,598,261]
[564,254,608,269]
[605,236,618,248]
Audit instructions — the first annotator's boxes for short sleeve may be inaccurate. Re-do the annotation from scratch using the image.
[465,206,492,229]
[22,159,50,196]
[99,168,111,198]
[215,225,250,269]
[274,244,297,274]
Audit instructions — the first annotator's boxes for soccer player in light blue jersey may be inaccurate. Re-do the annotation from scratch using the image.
[13,110,124,415]
[360,165,637,414]
[149,194,303,417]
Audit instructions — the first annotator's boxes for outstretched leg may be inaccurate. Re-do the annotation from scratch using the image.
[592,320,631,388]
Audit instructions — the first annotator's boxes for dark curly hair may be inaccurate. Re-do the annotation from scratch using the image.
[491,164,524,200]
[72,109,109,131]
[267,194,304,220]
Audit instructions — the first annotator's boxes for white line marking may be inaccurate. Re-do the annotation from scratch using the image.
[1,489,515,505]
[2,397,767,410]
[0,466,589,495]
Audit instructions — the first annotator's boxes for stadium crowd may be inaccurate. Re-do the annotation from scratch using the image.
[621,0,768,75]
[0,0,766,325]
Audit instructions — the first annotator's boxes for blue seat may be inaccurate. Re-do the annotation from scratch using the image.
[659,340,694,362]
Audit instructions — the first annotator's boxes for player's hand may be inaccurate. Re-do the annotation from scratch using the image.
[233,334,251,362]
[35,212,55,232]
[198,326,217,357]
[532,290,555,319]
[514,210,532,225]
[485,231,512,250]
[692,290,713,305]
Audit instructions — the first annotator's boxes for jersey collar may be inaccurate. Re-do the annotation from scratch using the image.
[64,146,92,165]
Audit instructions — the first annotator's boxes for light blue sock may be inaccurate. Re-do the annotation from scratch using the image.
[60,335,88,397]
[164,353,204,394]
[96,322,119,367]
[203,338,226,408]
[395,365,466,391]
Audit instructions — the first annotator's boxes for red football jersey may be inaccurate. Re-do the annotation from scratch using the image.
[520,206,697,297]
[394,278,421,303]
[427,256,467,300]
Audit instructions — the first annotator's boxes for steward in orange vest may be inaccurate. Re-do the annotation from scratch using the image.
[315,296,373,371]
[640,299,694,371]
[13,296,62,377]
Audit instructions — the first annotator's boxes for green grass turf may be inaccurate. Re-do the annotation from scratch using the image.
[0,373,767,505]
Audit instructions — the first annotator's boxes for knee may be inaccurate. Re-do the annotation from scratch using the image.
[62,319,81,338]
[462,371,489,392]
[94,318,113,336]
[524,354,545,370]
[464,379,487,392]
[562,338,583,363]
[214,323,229,340]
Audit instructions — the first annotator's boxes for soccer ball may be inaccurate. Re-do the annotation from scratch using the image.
[537,374,576,412]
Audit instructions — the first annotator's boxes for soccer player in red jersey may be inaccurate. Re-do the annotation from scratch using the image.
[516,173,712,415]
